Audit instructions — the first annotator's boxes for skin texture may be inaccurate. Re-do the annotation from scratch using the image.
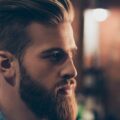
[23,22,77,90]
[0,21,78,120]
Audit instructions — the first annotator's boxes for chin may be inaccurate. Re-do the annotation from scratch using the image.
[52,92,78,120]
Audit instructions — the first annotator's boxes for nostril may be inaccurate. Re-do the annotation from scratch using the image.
[62,74,76,84]
[63,74,71,80]
[62,75,70,84]
[62,74,75,81]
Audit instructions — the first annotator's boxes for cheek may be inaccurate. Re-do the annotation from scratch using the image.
[25,62,59,90]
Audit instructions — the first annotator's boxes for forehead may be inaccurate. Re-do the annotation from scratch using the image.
[26,22,77,51]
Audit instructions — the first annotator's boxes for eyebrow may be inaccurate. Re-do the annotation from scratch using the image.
[41,48,64,54]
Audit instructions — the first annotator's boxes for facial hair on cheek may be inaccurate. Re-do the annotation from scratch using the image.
[19,65,56,119]
[19,65,78,120]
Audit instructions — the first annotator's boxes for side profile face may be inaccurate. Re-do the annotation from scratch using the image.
[19,22,78,120]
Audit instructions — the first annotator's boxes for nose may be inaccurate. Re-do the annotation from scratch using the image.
[60,58,77,80]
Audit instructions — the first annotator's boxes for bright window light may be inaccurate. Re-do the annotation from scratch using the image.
[93,8,109,22]
[84,9,99,56]
[84,8,109,57]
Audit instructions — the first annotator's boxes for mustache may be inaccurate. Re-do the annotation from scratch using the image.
[56,78,76,87]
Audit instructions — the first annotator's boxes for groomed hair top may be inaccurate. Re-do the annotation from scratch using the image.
[0,0,73,25]
[0,0,74,57]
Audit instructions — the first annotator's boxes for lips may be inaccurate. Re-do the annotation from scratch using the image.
[56,83,76,96]
[58,85,72,95]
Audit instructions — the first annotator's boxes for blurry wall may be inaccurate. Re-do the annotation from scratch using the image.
[83,7,120,120]
[99,8,120,119]
[71,1,120,119]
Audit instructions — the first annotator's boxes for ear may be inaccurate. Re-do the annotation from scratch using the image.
[0,51,17,86]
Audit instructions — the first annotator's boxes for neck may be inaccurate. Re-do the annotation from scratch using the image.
[1,95,39,120]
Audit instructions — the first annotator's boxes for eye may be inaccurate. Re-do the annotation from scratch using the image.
[49,51,67,63]
[41,50,67,64]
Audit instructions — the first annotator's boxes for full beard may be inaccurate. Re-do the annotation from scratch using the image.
[19,65,78,120]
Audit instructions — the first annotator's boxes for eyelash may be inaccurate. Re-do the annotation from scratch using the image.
[42,52,67,64]
[51,53,67,63]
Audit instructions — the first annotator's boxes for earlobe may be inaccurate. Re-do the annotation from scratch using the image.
[0,51,16,86]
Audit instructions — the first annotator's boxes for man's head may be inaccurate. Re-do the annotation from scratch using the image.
[0,0,78,120]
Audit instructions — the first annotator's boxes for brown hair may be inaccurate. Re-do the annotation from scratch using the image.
[0,0,73,57]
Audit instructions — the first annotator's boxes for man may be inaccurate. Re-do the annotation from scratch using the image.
[0,0,78,120]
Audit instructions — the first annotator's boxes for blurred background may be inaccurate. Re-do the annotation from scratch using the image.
[71,0,120,120]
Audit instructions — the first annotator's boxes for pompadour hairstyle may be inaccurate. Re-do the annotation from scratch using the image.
[0,0,73,57]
